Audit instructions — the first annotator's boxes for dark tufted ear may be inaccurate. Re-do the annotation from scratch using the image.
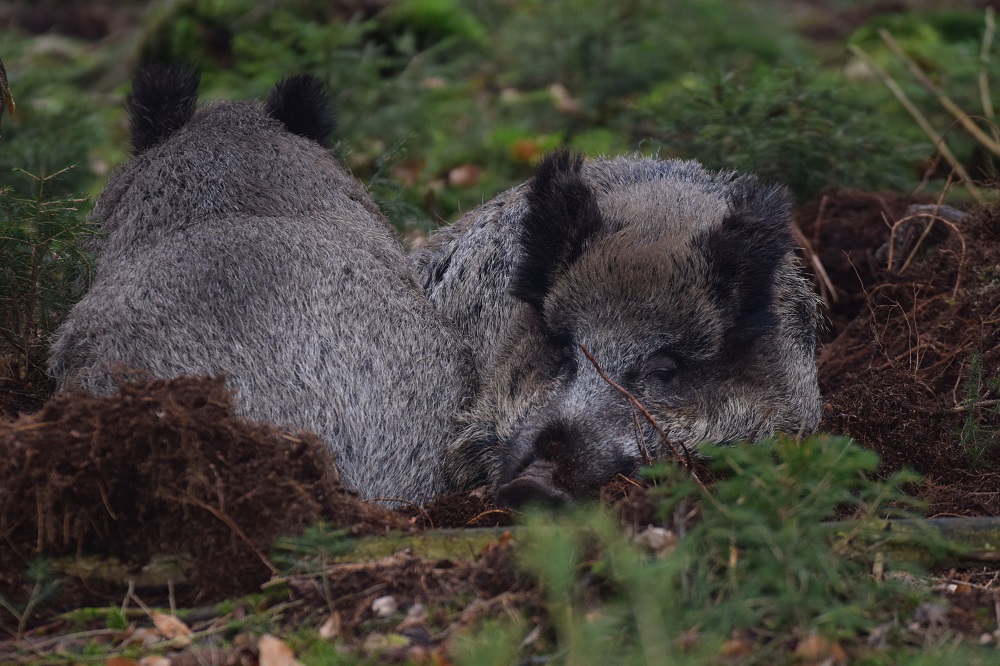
[126,64,200,155]
[510,150,604,311]
[700,176,795,346]
[265,75,336,147]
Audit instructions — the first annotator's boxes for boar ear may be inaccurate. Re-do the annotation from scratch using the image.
[511,150,603,310]
[266,74,336,148]
[126,64,200,155]
[702,176,795,345]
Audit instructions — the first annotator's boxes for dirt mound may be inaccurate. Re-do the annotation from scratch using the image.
[0,375,406,608]
[802,192,1000,516]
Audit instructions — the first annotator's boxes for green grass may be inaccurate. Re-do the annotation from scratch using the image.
[458,436,930,664]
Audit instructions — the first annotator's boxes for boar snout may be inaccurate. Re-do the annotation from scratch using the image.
[496,403,643,506]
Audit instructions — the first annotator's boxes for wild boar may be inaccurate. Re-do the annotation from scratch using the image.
[412,151,821,505]
[48,65,472,504]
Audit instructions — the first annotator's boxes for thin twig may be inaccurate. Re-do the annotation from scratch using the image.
[467,509,512,526]
[791,223,838,305]
[952,399,1000,413]
[578,343,696,477]
[160,492,278,575]
[897,174,953,274]
[849,43,987,205]
[980,7,996,121]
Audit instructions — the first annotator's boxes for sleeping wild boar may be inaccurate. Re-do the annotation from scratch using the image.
[412,151,821,505]
[48,65,472,504]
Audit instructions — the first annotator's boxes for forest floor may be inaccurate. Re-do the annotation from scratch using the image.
[1,191,999,664]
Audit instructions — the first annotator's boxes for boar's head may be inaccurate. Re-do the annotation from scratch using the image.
[444,151,820,506]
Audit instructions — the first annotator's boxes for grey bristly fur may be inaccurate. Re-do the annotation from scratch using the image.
[48,67,473,504]
[411,151,821,500]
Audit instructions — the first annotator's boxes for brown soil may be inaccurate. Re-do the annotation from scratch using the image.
[800,192,1000,516]
[0,375,406,610]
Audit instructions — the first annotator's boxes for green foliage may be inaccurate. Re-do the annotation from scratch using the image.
[0,558,62,637]
[272,522,353,577]
[672,437,923,638]
[847,9,998,187]
[486,0,808,119]
[958,353,1000,470]
[0,42,119,199]
[382,0,488,49]
[461,436,928,664]
[105,605,130,631]
[0,168,93,386]
[632,66,924,203]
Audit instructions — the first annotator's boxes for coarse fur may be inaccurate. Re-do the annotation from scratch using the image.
[411,151,821,502]
[49,66,473,504]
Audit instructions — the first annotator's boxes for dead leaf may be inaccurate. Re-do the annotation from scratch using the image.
[258,634,304,666]
[138,657,172,666]
[548,83,580,112]
[363,632,410,654]
[106,658,140,666]
[319,612,342,640]
[720,635,754,658]
[447,164,481,188]
[634,526,677,558]
[151,611,193,647]
[121,626,162,648]
[372,594,400,617]
[795,633,848,663]
[510,138,542,164]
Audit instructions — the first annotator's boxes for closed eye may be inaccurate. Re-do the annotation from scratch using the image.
[641,353,679,388]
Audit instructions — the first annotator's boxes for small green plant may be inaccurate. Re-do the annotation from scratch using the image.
[0,559,62,638]
[105,605,130,631]
[272,522,353,617]
[632,66,923,203]
[462,436,929,664]
[958,353,1000,470]
[0,167,92,388]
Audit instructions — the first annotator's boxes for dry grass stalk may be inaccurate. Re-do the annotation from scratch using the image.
[878,28,1000,158]
[980,7,996,121]
[848,44,987,205]
[896,174,953,275]
[791,223,838,306]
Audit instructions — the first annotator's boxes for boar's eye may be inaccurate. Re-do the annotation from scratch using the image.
[547,331,578,379]
[641,353,679,389]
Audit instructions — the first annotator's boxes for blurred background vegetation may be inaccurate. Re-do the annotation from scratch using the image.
[4,0,998,223]
[1,0,998,391]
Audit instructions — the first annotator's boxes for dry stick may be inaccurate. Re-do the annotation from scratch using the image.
[162,492,278,576]
[467,509,511,526]
[848,44,987,205]
[578,343,696,477]
[897,174,953,275]
[791,223,838,305]
[952,399,1000,413]
[878,28,1000,158]
[981,6,996,121]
